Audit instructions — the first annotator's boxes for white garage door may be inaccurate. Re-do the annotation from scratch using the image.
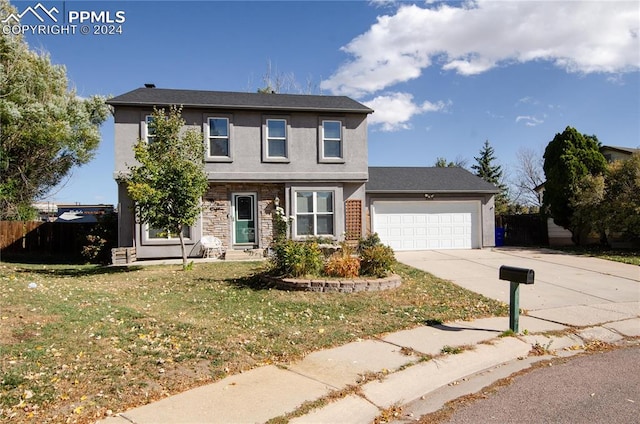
[372,201,480,251]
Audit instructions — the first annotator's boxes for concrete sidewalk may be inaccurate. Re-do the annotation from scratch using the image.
[99,248,639,424]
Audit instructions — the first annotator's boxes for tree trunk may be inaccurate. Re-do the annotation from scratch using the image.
[178,225,188,270]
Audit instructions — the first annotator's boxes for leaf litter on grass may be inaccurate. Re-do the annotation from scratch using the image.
[0,261,506,423]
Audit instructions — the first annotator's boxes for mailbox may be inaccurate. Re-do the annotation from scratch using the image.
[499,265,534,285]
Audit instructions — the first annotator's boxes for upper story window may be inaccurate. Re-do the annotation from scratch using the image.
[206,117,232,161]
[263,118,289,162]
[144,115,156,143]
[294,190,334,237]
[321,120,342,160]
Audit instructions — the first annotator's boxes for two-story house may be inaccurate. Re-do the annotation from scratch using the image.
[107,86,373,259]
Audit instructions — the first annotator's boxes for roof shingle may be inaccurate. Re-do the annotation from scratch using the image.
[107,87,373,114]
[367,167,499,193]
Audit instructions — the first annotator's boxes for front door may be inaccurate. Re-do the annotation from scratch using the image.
[233,193,256,245]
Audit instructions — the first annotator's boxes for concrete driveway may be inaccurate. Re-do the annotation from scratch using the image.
[395,248,640,326]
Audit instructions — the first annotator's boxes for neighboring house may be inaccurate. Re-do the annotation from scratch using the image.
[55,204,115,223]
[33,202,58,222]
[366,167,498,250]
[600,145,639,163]
[32,203,114,223]
[107,86,498,259]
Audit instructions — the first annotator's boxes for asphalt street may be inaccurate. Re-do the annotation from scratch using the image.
[438,344,640,424]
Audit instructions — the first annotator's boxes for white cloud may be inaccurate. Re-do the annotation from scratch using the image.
[368,0,398,8]
[364,92,450,131]
[321,1,640,97]
[516,115,544,127]
[516,96,539,106]
[486,110,504,119]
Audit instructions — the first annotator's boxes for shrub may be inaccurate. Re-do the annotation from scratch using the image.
[82,234,107,263]
[360,244,395,277]
[324,243,361,278]
[357,233,382,253]
[272,206,288,242]
[270,239,323,277]
[81,211,117,264]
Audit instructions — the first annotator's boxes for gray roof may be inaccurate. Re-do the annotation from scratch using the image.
[367,167,499,193]
[107,87,373,114]
[600,145,640,155]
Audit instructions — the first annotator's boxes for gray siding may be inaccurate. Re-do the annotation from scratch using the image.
[112,104,369,259]
[113,107,369,182]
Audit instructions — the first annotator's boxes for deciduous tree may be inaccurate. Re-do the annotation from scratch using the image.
[512,147,544,208]
[602,152,640,242]
[124,107,208,269]
[569,173,606,244]
[0,0,109,219]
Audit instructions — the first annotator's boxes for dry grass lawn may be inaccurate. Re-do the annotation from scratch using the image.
[0,261,507,423]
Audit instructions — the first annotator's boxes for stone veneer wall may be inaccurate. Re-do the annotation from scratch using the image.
[202,183,284,250]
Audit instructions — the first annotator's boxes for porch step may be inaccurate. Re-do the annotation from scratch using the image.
[224,249,265,261]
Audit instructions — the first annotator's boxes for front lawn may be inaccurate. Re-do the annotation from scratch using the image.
[558,247,640,266]
[0,261,507,423]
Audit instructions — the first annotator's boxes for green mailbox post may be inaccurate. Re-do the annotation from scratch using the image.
[499,265,535,333]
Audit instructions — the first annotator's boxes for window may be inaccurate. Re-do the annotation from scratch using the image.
[147,225,191,240]
[144,115,156,143]
[295,191,334,236]
[207,117,230,158]
[321,120,342,159]
[266,118,288,159]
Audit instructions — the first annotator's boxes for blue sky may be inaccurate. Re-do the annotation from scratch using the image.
[8,0,640,206]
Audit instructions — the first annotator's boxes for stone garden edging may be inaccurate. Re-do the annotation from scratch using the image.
[261,274,402,293]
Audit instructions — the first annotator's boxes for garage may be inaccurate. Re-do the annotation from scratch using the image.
[372,200,481,251]
[366,167,498,250]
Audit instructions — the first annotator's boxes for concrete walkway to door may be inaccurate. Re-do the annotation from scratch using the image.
[395,247,640,327]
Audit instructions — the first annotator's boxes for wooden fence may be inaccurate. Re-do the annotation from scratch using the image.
[1,221,98,258]
[498,214,549,246]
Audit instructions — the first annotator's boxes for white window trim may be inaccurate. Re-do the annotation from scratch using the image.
[203,114,233,162]
[205,115,233,162]
[142,114,155,143]
[293,190,336,238]
[262,116,290,162]
[319,119,344,163]
[141,224,196,245]
[232,192,258,246]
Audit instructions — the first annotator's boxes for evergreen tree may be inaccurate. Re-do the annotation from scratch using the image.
[472,140,508,213]
[434,156,468,168]
[542,126,607,244]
